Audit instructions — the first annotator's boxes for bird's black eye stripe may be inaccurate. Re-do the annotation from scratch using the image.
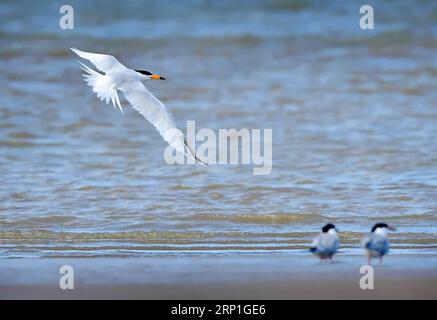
[135,70,152,76]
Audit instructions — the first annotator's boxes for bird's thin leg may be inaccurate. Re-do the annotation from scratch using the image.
[379,256,383,266]
[368,256,371,265]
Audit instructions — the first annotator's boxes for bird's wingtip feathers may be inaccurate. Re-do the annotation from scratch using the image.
[197,158,209,166]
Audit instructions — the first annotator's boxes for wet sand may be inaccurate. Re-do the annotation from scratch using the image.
[1,254,436,299]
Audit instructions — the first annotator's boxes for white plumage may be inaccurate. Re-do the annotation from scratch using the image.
[362,223,395,265]
[310,223,339,261]
[71,47,206,165]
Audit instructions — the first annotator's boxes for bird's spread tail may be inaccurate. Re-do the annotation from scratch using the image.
[309,247,317,253]
[77,61,124,115]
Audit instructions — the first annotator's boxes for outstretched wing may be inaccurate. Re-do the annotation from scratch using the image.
[70,47,124,73]
[71,47,124,113]
[119,81,207,165]
[71,47,206,164]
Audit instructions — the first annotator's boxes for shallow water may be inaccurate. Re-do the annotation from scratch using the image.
[0,0,436,258]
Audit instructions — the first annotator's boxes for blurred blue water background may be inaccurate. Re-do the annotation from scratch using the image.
[0,0,436,258]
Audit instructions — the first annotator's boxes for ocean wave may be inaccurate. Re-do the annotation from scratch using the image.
[180,213,323,224]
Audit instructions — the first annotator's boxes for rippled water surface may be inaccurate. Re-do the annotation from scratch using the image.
[0,0,436,258]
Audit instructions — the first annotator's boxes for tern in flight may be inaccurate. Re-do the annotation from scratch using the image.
[71,47,207,165]
[362,223,396,265]
[310,223,340,262]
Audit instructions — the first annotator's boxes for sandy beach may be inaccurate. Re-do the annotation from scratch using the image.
[1,254,436,299]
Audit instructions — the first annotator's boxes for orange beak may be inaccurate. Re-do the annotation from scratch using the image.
[150,74,166,80]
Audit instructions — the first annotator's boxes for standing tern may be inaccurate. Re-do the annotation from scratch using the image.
[310,223,340,262]
[71,47,207,165]
[362,223,396,265]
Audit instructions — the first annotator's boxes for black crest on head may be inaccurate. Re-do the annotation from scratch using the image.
[371,223,388,232]
[322,223,336,233]
[135,70,152,76]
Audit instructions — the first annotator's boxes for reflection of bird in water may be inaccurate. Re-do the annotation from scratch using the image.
[362,223,396,265]
[71,47,207,165]
[310,223,339,262]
